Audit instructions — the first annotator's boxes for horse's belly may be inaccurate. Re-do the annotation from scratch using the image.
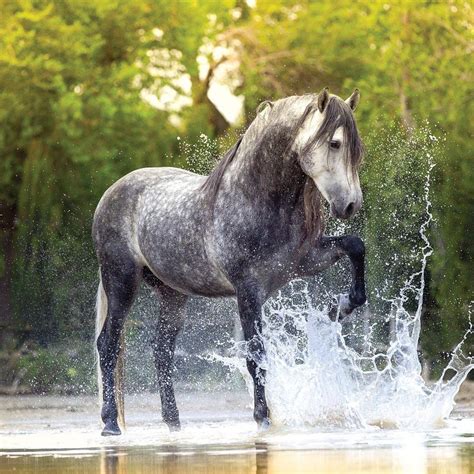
[139,219,234,297]
[144,252,235,297]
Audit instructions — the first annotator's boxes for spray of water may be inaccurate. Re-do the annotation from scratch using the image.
[211,151,473,430]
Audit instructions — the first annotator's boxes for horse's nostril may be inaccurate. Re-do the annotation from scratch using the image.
[345,202,355,217]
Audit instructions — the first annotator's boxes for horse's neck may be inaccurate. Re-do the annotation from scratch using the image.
[225,126,306,203]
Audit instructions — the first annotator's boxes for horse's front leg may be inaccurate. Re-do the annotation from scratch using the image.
[319,235,367,318]
[236,284,270,429]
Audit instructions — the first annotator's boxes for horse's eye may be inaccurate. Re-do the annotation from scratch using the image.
[330,140,341,150]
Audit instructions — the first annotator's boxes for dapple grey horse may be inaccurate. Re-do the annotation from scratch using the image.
[93,88,366,436]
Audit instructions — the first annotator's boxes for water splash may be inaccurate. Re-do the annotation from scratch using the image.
[212,158,473,430]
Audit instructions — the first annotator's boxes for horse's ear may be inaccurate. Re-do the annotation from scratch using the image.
[346,89,360,111]
[317,87,330,113]
[256,100,273,115]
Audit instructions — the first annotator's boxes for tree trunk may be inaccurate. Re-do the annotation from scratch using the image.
[192,62,230,137]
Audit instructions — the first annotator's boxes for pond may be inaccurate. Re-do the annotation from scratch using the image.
[1,391,473,473]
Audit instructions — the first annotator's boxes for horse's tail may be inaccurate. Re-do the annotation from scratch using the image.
[95,272,125,430]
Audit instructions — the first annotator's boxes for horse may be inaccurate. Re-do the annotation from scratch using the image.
[93,87,367,436]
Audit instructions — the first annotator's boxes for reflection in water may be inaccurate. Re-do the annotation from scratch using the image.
[98,444,268,474]
[2,443,473,474]
[101,447,127,474]
[255,442,268,474]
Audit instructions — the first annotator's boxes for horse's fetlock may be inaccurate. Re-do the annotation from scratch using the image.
[163,408,180,430]
[101,403,118,425]
[254,404,270,424]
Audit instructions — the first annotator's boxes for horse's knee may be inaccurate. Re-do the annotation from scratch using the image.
[344,235,365,257]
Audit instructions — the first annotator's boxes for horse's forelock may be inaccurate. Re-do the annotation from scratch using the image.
[308,96,364,173]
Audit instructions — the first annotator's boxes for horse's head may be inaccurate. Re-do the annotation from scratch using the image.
[293,88,364,219]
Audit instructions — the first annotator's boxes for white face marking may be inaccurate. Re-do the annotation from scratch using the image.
[294,107,362,219]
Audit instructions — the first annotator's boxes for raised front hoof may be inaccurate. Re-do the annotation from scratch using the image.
[330,293,366,322]
[328,296,352,322]
[257,417,272,432]
[101,421,121,436]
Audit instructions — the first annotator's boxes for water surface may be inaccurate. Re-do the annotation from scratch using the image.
[1,392,473,473]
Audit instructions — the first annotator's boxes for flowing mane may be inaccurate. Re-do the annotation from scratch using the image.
[201,93,364,242]
[200,135,243,199]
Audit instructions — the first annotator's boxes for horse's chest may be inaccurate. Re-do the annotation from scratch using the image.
[215,211,303,283]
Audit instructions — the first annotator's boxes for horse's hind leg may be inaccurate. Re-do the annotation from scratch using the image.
[151,285,187,431]
[96,253,140,436]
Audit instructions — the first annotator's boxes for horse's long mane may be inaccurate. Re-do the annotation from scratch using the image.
[200,135,243,199]
[199,99,277,202]
[201,93,363,243]
[302,177,324,243]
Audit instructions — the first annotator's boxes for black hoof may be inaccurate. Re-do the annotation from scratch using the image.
[329,297,352,322]
[330,293,366,322]
[101,421,121,436]
[328,305,339,322]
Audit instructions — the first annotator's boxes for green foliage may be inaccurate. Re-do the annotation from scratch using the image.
[17,341,95,394]
[361,125,440,309]
[0,0,472,390]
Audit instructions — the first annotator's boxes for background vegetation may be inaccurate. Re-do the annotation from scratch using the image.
[0,0,472,393]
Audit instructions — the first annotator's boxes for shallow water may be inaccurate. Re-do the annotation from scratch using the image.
[2,443,474,474]
[1,392,473,473]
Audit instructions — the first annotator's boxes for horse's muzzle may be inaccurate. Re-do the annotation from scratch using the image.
[330,199,361,219]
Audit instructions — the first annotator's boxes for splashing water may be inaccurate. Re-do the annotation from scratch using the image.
[212,161,473,430]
